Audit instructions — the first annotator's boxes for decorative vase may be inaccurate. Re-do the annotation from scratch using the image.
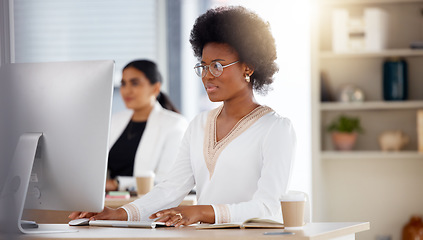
[383,57,408,101]
[402,215,423,240]
[331,132,357,151]
[378,130,409,151]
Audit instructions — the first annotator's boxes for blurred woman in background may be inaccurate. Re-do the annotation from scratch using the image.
[106,60,188,192]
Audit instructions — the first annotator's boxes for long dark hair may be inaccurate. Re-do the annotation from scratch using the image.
[123,60,180,113]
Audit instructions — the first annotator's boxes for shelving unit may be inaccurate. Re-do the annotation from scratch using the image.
[322,0,423,5]
[320,49,423,58]
[321,150,423,159]
[317,0,423,153]
[321,100,423,111]
[311,0,423,239]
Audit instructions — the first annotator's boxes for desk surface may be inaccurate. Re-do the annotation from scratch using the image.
[12,222,369,240]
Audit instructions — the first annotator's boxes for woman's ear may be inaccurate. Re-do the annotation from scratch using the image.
[244,64,254,77]
[153,82,161,98]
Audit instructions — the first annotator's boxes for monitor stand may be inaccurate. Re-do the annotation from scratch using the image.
[0,133,77,234]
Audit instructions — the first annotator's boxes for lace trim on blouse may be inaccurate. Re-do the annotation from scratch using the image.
[203,105,273,179]
[214,204,231,224]
[121,202,141,221]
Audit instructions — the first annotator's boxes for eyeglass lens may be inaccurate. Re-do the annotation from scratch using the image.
[195,62,224,78]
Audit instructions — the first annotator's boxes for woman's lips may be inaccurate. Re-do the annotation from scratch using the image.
[205,83,218,93]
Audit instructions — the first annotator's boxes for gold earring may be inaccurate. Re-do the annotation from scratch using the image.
[245,74,250,83]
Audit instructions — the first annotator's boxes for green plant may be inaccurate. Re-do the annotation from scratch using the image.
[327,115,364,133]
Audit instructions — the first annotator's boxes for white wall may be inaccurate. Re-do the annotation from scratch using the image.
[180,0,202,121]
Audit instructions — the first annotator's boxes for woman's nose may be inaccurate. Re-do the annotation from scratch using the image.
[203,68,215,80]
[120,86,130,95]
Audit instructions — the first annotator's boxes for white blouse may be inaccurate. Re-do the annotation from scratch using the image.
[109,102,188,190]
[122,105,296,223]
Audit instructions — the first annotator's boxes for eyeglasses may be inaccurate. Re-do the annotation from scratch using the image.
[194,60,239,78]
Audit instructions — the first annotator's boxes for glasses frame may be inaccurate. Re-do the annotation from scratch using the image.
[194,60,239,78]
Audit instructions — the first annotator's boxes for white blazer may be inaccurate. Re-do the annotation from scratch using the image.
[109,102,188,191]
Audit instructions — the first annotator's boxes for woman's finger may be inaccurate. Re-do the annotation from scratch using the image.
[89,212,102,221]
[165,215,178,226]
[68,212,80,219]
[152,211,163,218]
[78,212,90,218]
[174,218,187,228]
[166,213,183,226]
[152,208,175,219]
[155,215,171,223]
[89,208,110,220]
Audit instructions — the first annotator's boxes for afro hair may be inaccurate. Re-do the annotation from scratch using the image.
[189,6,279,94]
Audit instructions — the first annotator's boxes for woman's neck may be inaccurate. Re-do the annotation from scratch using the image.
[221,96,259,121]
[131,103,154,122]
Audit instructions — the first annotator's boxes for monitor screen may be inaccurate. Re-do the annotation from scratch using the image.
[0,60,114,232]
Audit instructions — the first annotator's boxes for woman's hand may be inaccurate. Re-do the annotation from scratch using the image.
[68,207,127,221]
[149,205,214,227]
[105,179,118,191]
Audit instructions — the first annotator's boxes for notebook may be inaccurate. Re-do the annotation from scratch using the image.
[89,220,168,229]
[196,218,284,229]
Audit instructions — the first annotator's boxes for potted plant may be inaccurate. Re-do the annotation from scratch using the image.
[327,115,363,151]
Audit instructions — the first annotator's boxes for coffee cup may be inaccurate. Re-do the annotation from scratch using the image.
[281,192,306,229]
[136,171,155,196]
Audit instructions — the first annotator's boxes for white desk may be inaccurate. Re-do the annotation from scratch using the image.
[11,222,369,240]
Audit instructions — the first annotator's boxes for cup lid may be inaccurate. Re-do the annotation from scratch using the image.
[137,171,155,177]
[280,192,306,202]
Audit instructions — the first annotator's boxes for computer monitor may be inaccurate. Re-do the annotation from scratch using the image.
[0,60,114,234]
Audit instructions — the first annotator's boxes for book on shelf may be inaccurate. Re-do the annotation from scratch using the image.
[196,218,284,229]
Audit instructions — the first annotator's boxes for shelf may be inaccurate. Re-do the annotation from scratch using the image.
[321,150,423,159]
[321,0,423,5]
[320,100,423,111]
[320,49,423,59]
[314,0,423,236]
